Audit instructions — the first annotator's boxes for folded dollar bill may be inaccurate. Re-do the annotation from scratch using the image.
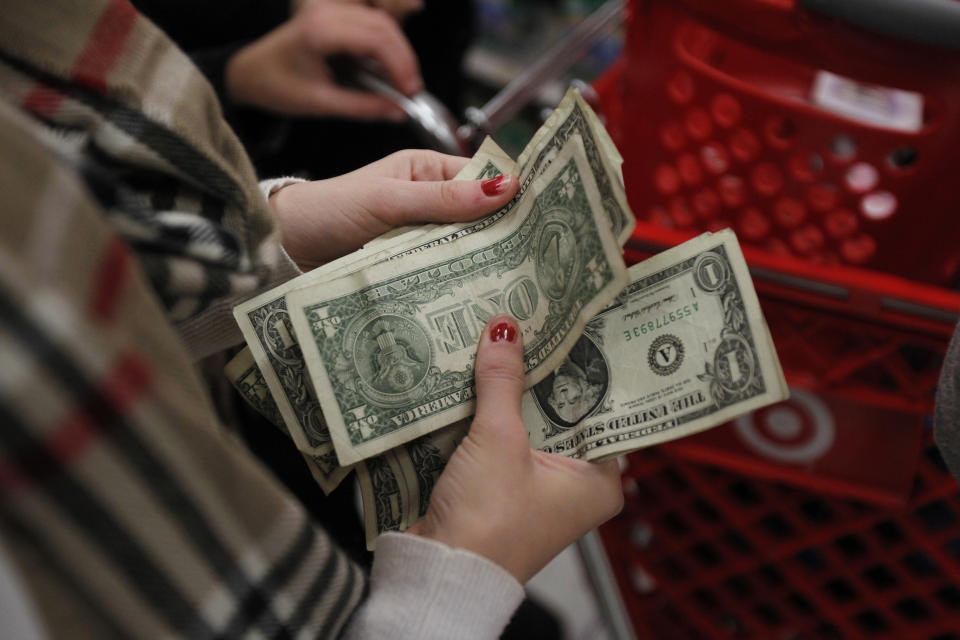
[287,132,629,466]
[230,139,516,493]
[356,419,469,549]
[228,88,635,491]
[524,228,788,459]
[224,347,352,493]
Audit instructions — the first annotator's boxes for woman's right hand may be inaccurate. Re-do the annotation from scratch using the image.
[407,315,624,583]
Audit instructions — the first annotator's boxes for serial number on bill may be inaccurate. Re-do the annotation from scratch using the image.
[623,303,699,340]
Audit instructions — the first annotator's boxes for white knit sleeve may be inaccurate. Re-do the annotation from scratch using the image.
[342,532,525,639]
[259,176,306,201]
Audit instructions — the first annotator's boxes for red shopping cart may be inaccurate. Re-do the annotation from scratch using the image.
[610,0,960,286]
[591,0,960,637]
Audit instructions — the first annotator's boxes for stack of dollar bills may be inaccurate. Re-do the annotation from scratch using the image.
[226,88,789,548]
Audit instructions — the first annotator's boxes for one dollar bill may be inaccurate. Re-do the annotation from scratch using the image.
[524,229,788,459]
[231,140,515,489]
[288,133,629,466]
[224,348,352,493]
[356,420,469,550]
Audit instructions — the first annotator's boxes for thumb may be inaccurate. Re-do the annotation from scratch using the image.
[381,175,519,226]
[472,315,526,436]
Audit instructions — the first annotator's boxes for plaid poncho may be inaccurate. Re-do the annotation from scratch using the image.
[0,0,367,635]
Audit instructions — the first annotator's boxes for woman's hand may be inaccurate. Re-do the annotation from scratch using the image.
[226,2,422,120]
[269,150,518,271]
[407,315,624,584]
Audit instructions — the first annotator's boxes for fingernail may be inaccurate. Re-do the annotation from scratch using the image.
[490,321,517,343]
[481,175,507,196]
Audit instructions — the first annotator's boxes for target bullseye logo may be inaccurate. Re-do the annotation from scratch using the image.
[734,389,835,464]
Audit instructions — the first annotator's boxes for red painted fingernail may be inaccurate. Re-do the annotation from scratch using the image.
[481,175,507,196]
[490,321,517,343]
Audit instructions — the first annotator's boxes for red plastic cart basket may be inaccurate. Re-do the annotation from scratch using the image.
[609,0,960,286]
[589,0,960,636]
[599,431,960,639]
[625,223,960,506]
[599,221,960,638]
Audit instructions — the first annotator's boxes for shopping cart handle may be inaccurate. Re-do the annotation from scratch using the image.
[801,0,960,50]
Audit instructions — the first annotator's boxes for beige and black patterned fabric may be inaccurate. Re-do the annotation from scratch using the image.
[0,1,366,636]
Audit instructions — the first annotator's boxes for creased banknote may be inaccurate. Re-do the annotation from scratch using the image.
[517,89,632,244]
[524,229,788,459]
[228,88,633,498]
[356,419,469,550]
[231,140,515,492]
[224,347,284,430]
[224,348,352,493]
[288,133,629,466]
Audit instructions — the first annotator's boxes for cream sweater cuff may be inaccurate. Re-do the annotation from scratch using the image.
[257,176,307,277]
[344,532,524,639]
[259,176,306,200]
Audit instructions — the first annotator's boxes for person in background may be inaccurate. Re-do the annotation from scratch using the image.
[0,1,623,638]
[134,0,476,178]
[936,327,960,481]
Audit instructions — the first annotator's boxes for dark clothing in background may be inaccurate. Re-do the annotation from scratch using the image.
[133,0,476,179]
[135,0,287,49]
[132,0,290,163]
[935,324,960,482]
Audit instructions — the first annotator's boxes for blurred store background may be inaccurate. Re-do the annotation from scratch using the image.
[465,1,960,639]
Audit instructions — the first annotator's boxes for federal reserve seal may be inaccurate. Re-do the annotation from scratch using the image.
[648,334,684,376]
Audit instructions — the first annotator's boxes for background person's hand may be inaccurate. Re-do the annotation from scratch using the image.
[407,315,625,584]
[225,2,422,120]
[268,150,519,270]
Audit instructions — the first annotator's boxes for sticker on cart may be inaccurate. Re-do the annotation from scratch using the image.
[734,389,835,464]
[812,70,923,133]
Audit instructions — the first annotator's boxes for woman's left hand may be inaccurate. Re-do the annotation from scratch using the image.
[269,149,518,271]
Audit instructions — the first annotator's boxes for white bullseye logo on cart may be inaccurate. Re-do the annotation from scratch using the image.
[734,389,835,464]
